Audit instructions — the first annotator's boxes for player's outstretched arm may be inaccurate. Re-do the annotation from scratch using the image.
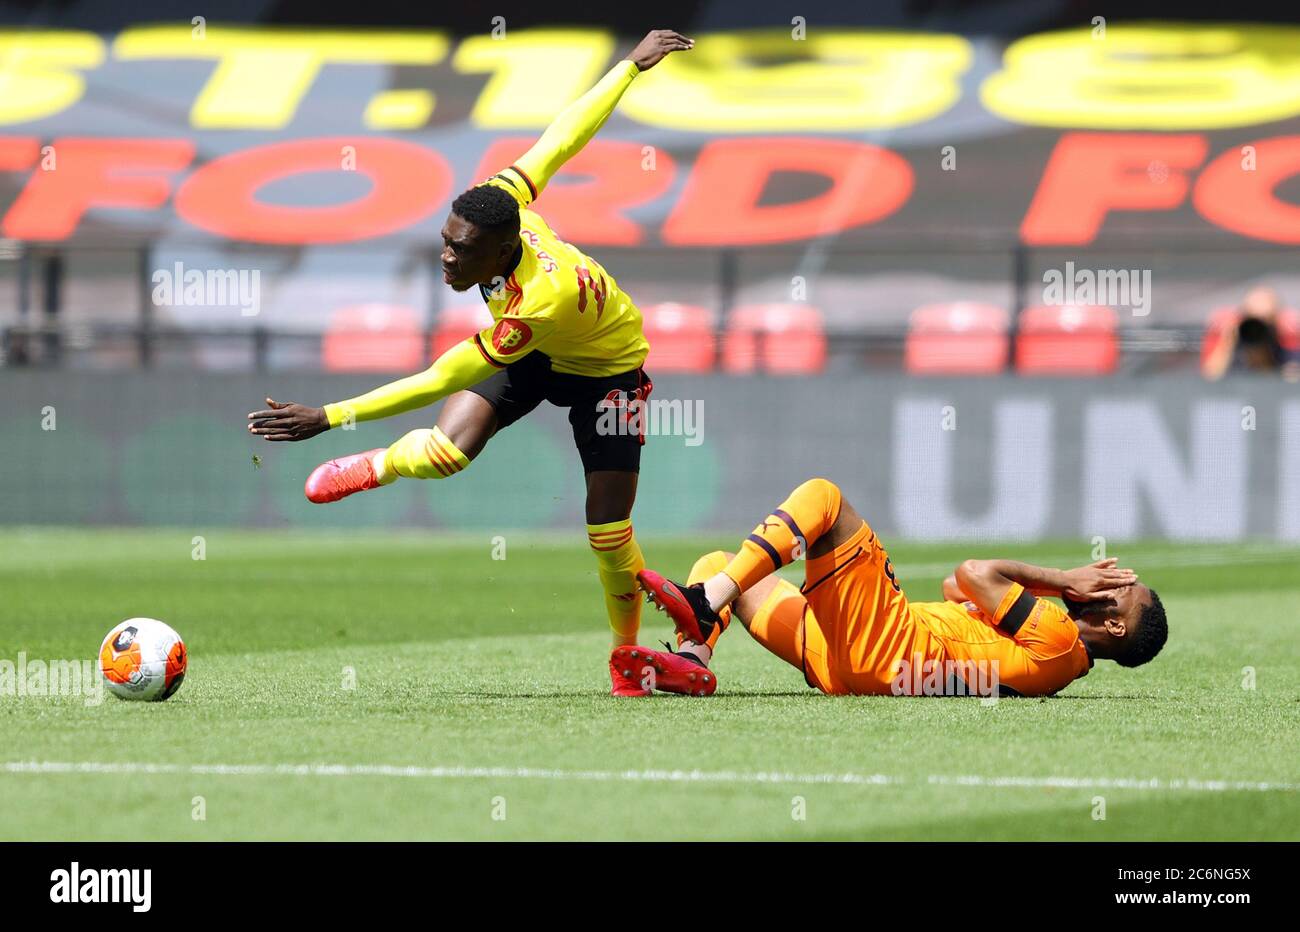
[954,558,1137,620]
[510,29,693,199]
[246,339,497,441]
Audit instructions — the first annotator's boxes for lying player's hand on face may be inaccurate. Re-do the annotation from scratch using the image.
[627,29,694,71]
[247,397,330,441]
[1062,558,1138,602]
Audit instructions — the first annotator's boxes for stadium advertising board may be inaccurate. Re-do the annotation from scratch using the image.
[4,371,1295,541]
[0,23,1298,247]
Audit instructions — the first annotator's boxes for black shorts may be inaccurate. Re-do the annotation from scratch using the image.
[467,352,653,474]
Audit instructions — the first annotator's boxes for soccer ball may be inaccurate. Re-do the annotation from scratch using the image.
[98,618,188,702]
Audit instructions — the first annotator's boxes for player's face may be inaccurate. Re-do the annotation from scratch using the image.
[1064,582,1150,663]
[441,213,514,292]
[1117,583,1153,633]
[1066,582,1146,622]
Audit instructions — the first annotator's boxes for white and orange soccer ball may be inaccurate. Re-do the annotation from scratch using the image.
[98,618,188,702]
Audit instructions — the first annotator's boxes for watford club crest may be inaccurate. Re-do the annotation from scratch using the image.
[491,319,532,355]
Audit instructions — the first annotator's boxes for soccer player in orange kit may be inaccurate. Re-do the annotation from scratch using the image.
[623,477,1168,698]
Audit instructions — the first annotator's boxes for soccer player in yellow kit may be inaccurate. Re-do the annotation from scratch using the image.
[247,30,694,695]
[626,478,1168,697]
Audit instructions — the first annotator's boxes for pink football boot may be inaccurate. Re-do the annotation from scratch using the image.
[609,645,717,697]
[304,449,387,503]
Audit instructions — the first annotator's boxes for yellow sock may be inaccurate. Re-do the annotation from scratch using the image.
[587,519,643,642]
[684,551,732,650]
[722,477,842,592]
[384,426,470,480]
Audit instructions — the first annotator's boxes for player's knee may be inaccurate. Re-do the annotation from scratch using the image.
[389,427,472,480]
[436,392,496,460]
[792,477,843,535]
[795,477,841,511]
[687,550,731,587]
[800,478,864,558]
[439,422,487,461]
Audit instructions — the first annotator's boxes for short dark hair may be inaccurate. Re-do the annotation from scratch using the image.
[450,185,520,238]
[1116,588,1167,668]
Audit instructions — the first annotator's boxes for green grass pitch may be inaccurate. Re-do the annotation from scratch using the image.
[1,527,1297,841]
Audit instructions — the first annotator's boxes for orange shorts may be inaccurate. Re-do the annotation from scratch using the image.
[747,520,941,695]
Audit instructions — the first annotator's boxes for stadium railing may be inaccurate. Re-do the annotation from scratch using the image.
[0,236,1286,375]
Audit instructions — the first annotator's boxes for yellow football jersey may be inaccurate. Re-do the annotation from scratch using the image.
[322,61,652,431]
[472,166,649,378]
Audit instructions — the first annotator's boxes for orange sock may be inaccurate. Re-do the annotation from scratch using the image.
[721,478,842,593]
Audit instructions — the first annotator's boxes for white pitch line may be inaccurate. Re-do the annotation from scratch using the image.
[3,761,1295,793]
[925,774,1299,793]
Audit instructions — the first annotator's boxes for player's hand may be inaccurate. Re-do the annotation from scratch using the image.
[247,398,329,441]
[626,29,694,71]
[1062,558,1137,602]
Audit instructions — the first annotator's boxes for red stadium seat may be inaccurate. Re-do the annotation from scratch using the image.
[1015,304,1118,375]
[1201,306,1300,368]
[642,303,715,373]
[904,302,1009,375]
[322,304,425,372]
[721,303,826,374]
[431,304,493,359]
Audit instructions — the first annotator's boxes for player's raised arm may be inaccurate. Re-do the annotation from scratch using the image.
[246,339,498,441]
[501,29,693,203]
[953,558,1137,631]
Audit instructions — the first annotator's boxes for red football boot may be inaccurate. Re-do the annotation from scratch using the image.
[304,449,386,503]
[636,569,726,646]
[609,645,717,697]
[610,657,651,697]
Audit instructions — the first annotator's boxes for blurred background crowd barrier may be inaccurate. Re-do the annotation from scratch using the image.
[4,371,1296,539]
